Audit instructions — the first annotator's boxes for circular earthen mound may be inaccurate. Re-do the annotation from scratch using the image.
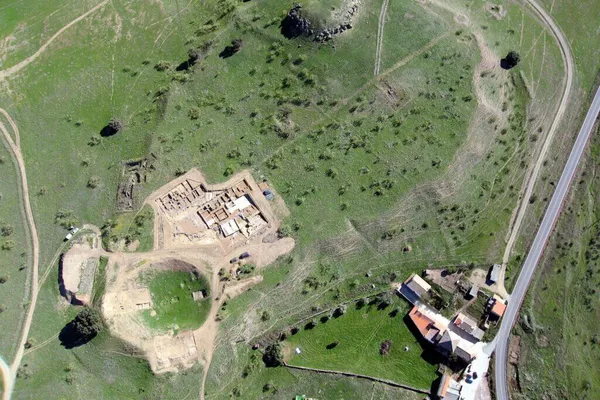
[142,259,211,332]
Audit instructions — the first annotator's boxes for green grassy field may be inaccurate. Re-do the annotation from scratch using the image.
[141,270,211,332]
[0,135,31,360]
[513,0,600,397]
[0,0,586,397]
[206,361,425,399]
[91,256,108,306]
[516,129,600,399]
[109,204,154,252]
[285,298,439,390]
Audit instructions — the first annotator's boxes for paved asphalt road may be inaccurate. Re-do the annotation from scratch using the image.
[495,85,600,400]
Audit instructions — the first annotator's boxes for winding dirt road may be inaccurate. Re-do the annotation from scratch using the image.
[499,0,574,290]
[495,0,576,399]
[373,0,389,75]
[0,4,111,399]
[0,0,108,81]
[0,110,39,400]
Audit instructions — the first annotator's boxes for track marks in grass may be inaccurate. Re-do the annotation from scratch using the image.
[374,0,389,76]
[0,0,109,80]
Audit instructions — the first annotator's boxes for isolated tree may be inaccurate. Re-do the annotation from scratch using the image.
[219,39,244,58]
[108,118,123,133]
[154,60,172,72]
[87,176,100,189]
[501,51,521,69]
[1,224,14,237]
[188,47,203,63]
[262,381,277,393]
[231,38,243,52]
[263,342,283,367]
[261,310,271,321]
[72,307,104,338]
[377,292,393,309]
[326,340,339,349]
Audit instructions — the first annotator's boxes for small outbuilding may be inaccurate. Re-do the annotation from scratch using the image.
[192,290,206,301]
[467,284,478,299]
[488,264,501,284]
[489,294,507,318]
[398,273,431,304]
[437,373,462,400]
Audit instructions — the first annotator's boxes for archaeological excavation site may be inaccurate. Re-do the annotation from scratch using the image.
[57,169,295,373]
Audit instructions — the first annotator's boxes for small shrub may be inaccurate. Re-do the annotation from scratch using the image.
[262,343,283,367]
[154,61,172,72]
[87,176,100,189]
[1,224,14,237]
[261,311,271,321]
[1,240,15,251]
[380,339,392,355]
[188,106,201,120]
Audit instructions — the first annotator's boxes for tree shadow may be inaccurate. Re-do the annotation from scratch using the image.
[500,58,513,70]
[500,52,520,70]
[99,125,118,137]
[57,254,68,299]
[219,43,241,59]
[176,59,194,71]
[59,321,97,349]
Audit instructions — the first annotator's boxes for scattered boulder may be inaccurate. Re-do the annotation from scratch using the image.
[314,23,352,43]
[281,4,313,39]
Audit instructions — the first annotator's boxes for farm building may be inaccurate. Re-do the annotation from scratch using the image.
[453,313,485,341]
[489,295,507,318]
[398,273,431,304]
[467,284,478,299]
[488,264,501,283]
[437,374,462,400]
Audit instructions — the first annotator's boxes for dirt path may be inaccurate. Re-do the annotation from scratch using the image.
[499,0,574,294]
[0,109,39,400]
[0,109,20,147]
[0,357,9,400]
[0,0,109,81]
[373,0,389,75]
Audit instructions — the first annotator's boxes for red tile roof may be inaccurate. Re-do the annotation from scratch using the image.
[491,300,506,317]
[408,306,440,342]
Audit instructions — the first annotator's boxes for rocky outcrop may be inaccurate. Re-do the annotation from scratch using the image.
[280,4,313,39]
[313,1,359,43]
